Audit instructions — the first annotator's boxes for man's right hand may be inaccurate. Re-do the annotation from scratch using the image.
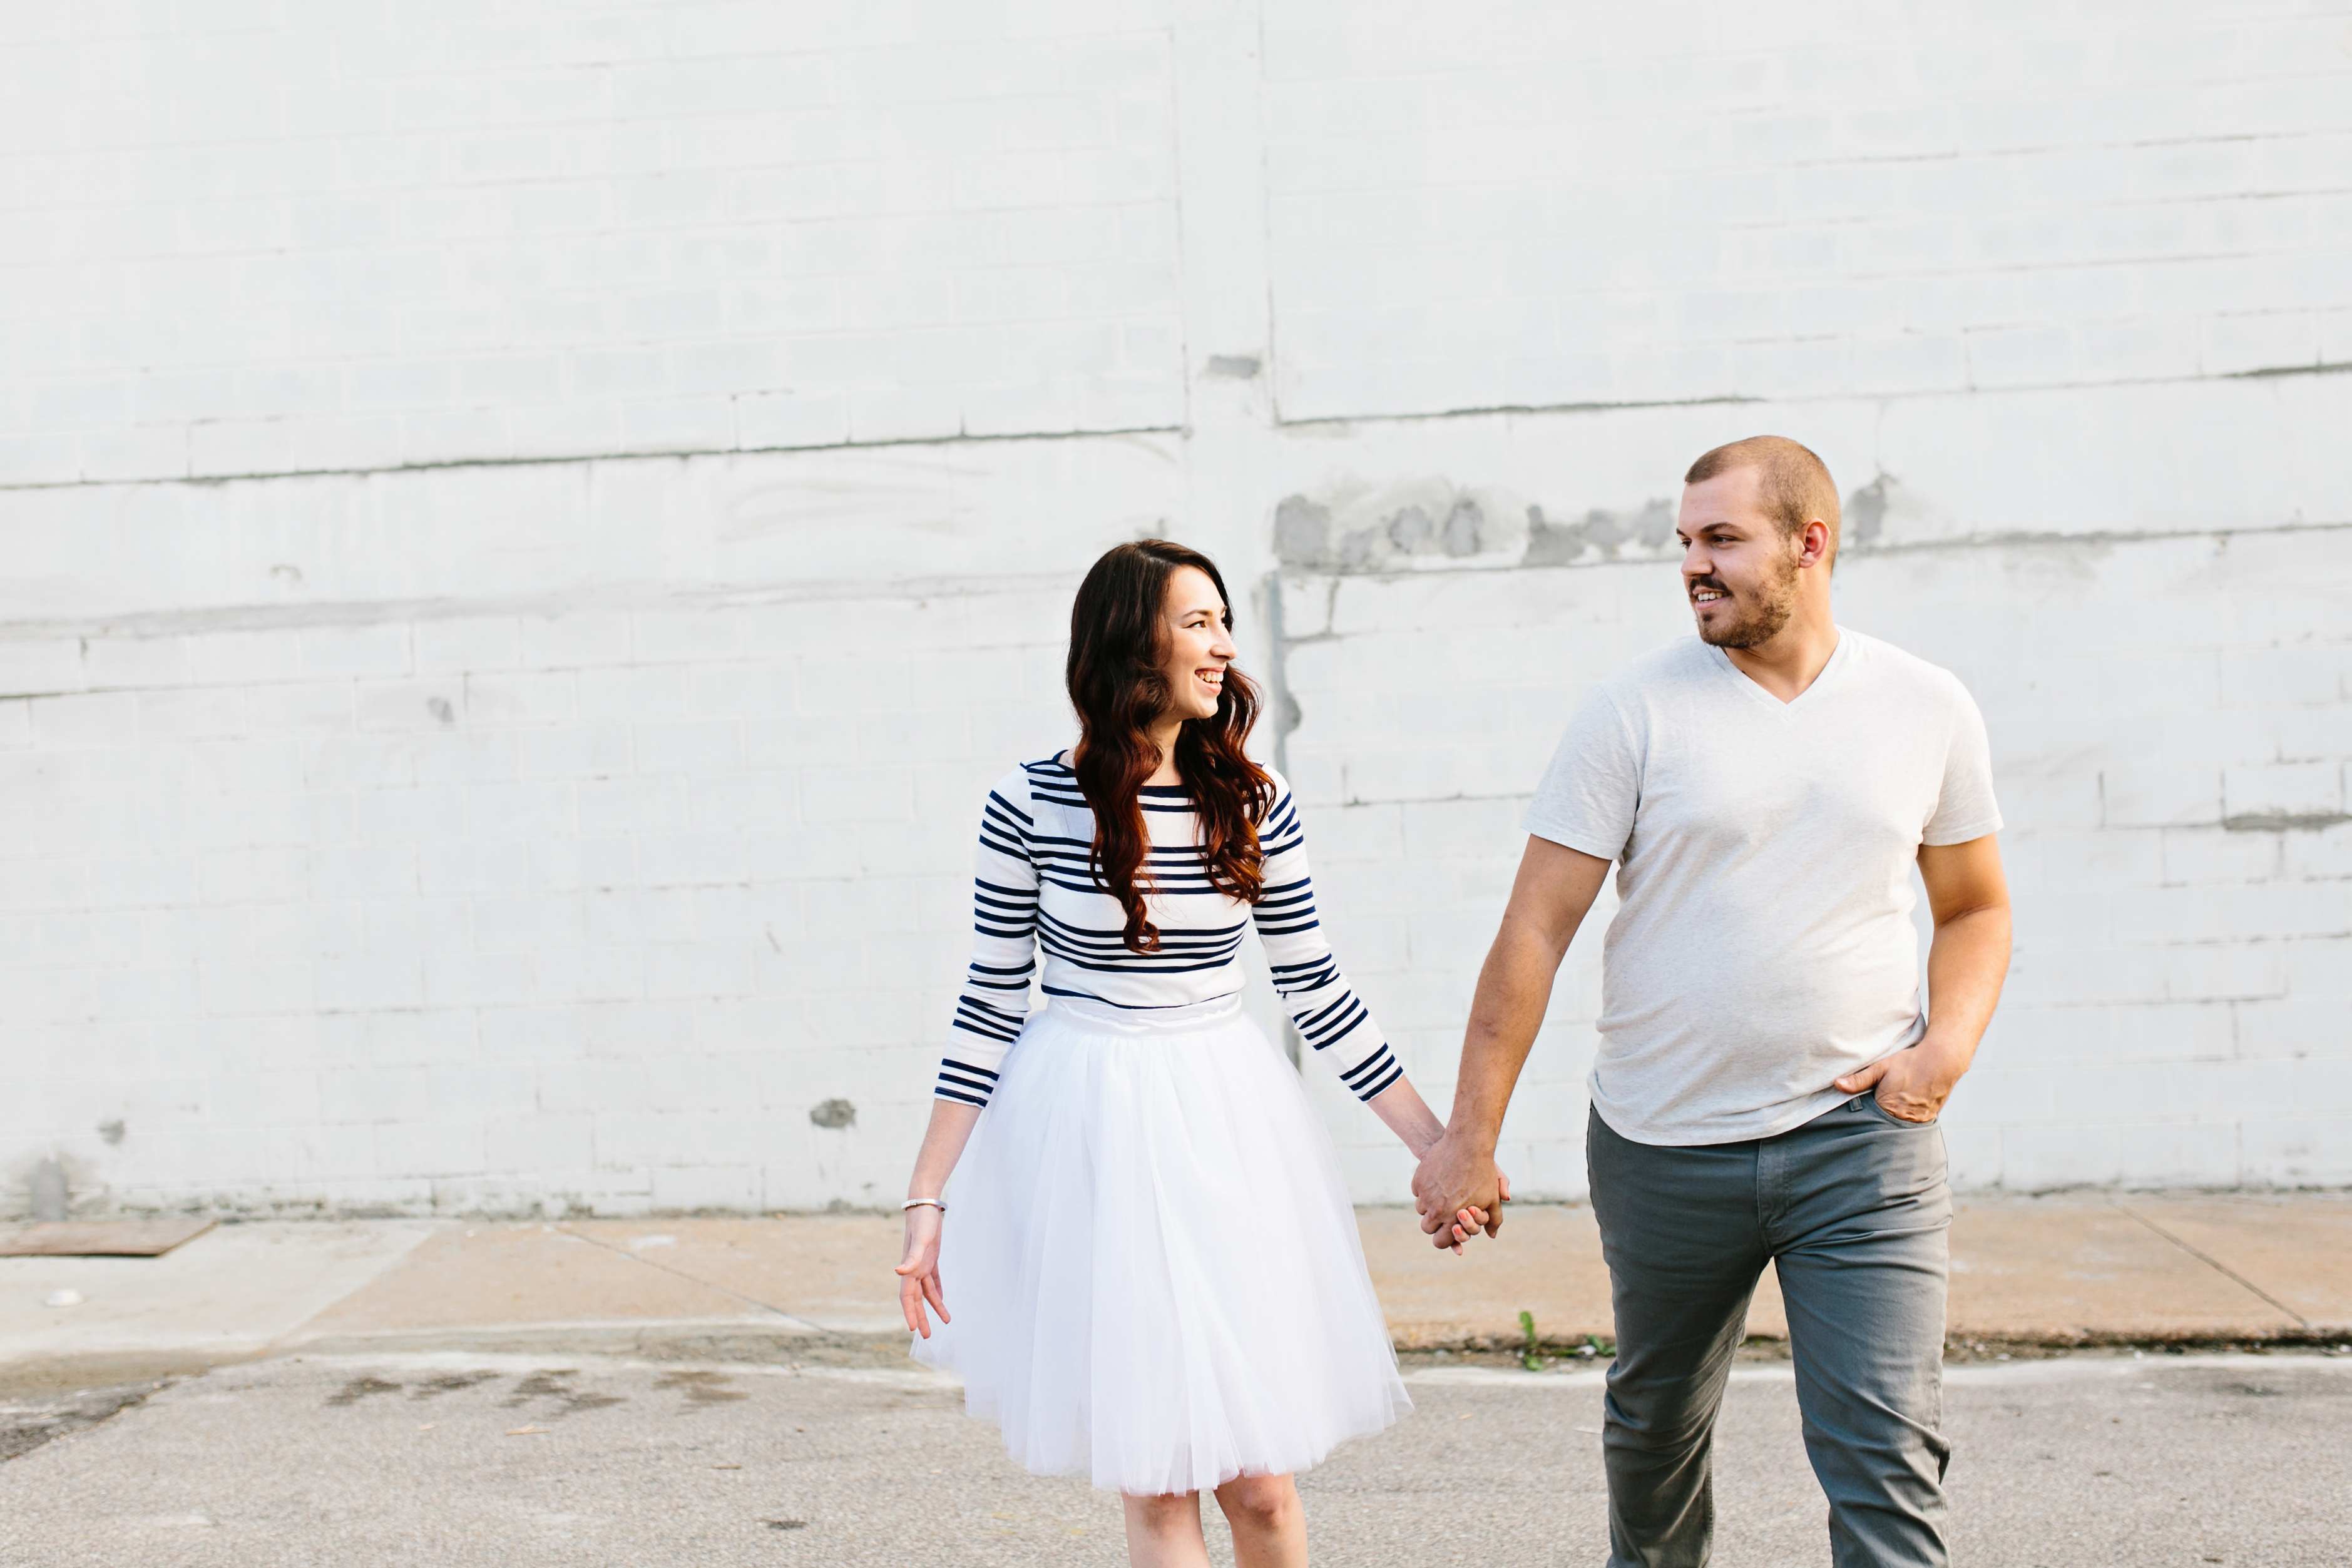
[1414,1131,1508,1249]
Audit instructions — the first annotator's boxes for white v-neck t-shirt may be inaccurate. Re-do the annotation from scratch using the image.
[1523,629,2002,1146]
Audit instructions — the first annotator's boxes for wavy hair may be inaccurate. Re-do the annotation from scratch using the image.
[1066,540,1273,952]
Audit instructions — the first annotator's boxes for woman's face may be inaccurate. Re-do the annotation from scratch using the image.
[1157,565,1238,723]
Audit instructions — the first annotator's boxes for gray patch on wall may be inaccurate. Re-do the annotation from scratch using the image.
[1272,489,1520,573]
[809,1099,856,1130]
[1273,495,1335,569]
[1846,474,1889,546]
[1525,499,1674,565]
[28,1158,68,1223]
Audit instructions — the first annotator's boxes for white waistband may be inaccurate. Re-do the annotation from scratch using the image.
[1042,990,1247,1036]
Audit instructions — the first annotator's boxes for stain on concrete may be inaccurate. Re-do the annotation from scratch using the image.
[501,1370,625,1417]
[1205,355,1261,379]
[656,1370,750,1408]
[809,1098,856,1130]
[1,1380,166,1462]
[407,1372,499,1400]
[324,1375,402,1407]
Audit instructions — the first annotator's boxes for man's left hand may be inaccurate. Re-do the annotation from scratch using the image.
[1834,1044,1960,1124]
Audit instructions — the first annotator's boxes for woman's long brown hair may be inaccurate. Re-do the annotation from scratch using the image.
[1066,540,1273,952]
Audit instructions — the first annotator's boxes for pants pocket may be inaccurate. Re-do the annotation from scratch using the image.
[1854,1091,1938,1129]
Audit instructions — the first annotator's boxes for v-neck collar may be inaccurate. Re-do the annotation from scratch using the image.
[1706,628,1851,715]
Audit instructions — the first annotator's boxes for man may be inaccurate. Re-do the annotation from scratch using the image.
[1415,436,2012,1566]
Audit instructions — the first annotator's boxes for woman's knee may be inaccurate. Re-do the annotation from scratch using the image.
[1125,1491,1200,1532]
[1215,1473,1299,1532]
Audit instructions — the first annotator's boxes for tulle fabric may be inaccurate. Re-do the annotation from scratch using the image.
[911,994,1409,1495]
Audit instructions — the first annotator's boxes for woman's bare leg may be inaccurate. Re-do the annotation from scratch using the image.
[1123,1491,1211,1567]
[1213,1473,1307,1568]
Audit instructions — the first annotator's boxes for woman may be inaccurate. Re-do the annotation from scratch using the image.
[895,539,1495,1568]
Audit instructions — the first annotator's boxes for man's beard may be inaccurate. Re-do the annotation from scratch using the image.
[1693,550,1799,649]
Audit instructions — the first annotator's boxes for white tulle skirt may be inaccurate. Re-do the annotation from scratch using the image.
[911,993,1409,1495]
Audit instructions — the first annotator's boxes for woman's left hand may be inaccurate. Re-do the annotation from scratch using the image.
[896,1206,950,1338]
[1444,1168,1511,1250]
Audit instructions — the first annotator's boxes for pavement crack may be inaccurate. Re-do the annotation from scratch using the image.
[2114,1204,2311,1329]
[550,1226,829,1333]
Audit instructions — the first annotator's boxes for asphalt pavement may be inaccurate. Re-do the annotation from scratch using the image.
[3,1350,2346,1567]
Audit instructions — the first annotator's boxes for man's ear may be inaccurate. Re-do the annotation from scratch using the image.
[1798,517,1833,569]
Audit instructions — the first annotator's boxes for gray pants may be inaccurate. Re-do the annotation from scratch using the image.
[1586,1097,1953,1568]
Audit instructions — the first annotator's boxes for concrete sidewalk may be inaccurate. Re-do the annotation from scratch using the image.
[3,1193,2347,1392]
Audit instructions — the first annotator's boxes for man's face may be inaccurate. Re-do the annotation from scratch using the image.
[1676,467,1802,649]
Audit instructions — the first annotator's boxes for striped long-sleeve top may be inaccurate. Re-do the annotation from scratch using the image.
[935,754,1404,1109]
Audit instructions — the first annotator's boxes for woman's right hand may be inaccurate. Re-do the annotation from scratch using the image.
[896,1206,949,1338]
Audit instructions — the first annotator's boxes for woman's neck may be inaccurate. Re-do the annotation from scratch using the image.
[1144,717,1184,787]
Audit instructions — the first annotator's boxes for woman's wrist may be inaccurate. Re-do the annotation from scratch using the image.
[1399,1106,1448,1159]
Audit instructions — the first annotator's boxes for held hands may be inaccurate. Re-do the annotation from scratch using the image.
[895,1205,950,1337]
[1834,1042,1958,1124]
[1433,1185,1505,1254]
[1413,1130,1512,1253]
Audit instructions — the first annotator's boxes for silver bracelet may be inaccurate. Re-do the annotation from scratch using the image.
[903,1198,946,1213]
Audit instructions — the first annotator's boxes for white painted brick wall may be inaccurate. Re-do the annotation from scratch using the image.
[0,589,1094,1214]
[1260,0,2352,420]
[3,1,2347,1215]
[0,1,1185,487]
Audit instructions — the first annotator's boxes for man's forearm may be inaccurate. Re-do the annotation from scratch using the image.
[1446,840,1610,1151]
[1448,920,1567,1149]
[1918,902,2012,1076]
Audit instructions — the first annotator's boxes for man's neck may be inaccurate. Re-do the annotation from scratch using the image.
[1721,601,1841,705]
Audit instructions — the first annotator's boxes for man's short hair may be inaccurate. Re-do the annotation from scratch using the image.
[1684,435,1841,566]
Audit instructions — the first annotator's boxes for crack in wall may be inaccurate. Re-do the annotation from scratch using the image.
[12,362,2344,497]
[0,570,1095,645]
[2223,812,2352,833]
[0,423,1187,495]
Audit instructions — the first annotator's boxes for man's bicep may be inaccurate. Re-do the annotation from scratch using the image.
[1508,835,1612,954]
[1917,833,2008,924]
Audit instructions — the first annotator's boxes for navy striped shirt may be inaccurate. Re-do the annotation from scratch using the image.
[936,755,1406,1109]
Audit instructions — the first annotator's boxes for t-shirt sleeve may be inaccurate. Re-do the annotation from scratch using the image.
[1521,684,1642,862]
[1923,679,2003,845]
